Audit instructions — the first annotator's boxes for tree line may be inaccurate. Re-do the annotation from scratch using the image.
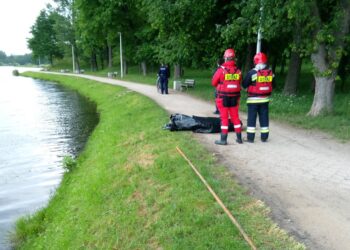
[28,0,350,116]
[0,51,33,65]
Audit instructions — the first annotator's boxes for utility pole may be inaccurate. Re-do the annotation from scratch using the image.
[256,0,263,53]
[119,32,123,78]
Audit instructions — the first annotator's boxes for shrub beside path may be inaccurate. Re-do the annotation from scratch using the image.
[59,73,350,250]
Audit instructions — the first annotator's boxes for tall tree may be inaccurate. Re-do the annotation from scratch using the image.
[308,0,350,116]
[28,10,63,65]
[140,0,217,78]
[53,0,81,71]
[0,51,6,61]
[75,0,106,70]
[283,0,308,95]
[75,0,140,73]
[283,48,302,95]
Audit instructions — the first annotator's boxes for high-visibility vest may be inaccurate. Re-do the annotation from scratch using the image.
[248,69,273,96]
[217,66,241,97]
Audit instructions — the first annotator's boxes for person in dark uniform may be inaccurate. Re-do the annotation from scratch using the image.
[242,52,275,142]
[158,63,170,94]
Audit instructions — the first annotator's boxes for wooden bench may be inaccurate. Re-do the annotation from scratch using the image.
[181,79,195,91]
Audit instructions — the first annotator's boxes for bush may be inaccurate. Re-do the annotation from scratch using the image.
[63,155,77,172]
[12,69,19,76]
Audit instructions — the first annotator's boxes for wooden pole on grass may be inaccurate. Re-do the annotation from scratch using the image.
[176,146,257,250]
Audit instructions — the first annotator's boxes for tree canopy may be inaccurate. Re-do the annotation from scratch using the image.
[27,0,350,116]
[0,51,34,65]
[28,10,63,65]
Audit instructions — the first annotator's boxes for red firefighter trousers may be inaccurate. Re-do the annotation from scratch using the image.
[216,97,242,134]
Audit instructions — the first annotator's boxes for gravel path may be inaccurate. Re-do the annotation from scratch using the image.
[54,73,350,250]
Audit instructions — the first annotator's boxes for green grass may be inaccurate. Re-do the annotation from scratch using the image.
[12,72,304,250]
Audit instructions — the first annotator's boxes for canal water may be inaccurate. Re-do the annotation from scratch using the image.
[0,67,99,249]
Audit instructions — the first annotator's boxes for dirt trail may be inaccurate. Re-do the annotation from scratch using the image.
[57,73,350,250]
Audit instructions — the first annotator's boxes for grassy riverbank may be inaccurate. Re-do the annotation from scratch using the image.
[12,72,304,249]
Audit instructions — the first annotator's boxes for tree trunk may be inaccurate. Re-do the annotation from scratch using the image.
[340,78,347,92]
[99,48,107,70]
[283,52,302,95]
[308,76,335,116]
[174,64,182,79]
[308,0,350,116]
[74,45,80,72]
[75,57,80,72]
[338,55,349,92]
[283,17,302,95]
[308,44,336,116]
[123,60,128,75]
[243,44,254,76]
[90,51,98,71]
[141,61,147,76]
[272,55,278,74]
[49,54,53,66]
[108,44,113,69]
[279,54,286,75]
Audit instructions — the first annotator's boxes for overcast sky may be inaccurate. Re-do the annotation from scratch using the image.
[0,0,54,56]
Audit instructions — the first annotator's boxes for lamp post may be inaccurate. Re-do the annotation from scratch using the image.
[119,32,123,78]
[256,29,262,53]
[256,0,263,53]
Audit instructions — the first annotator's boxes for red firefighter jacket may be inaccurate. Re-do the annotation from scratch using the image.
[212,61,242,97]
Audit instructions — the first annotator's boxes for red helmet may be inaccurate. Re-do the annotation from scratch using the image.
[224,48,235,59]
[254,52,268,65]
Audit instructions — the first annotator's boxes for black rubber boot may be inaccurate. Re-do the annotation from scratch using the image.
[247,133,255,143]
[236,133,243,144]
[261,133,269,142]
[215,133,228,145]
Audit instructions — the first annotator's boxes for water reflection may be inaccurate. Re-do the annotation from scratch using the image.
[0,67,99,249]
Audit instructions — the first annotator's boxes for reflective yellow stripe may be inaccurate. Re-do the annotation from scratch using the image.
[251,74,257,81]
[257,76,273,82]
[247,127,256,133]
[260,127,269,133]
[247,97,270,104]
[225,73,240,81]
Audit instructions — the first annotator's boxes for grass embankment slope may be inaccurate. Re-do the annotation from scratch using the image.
[13,72,304,249]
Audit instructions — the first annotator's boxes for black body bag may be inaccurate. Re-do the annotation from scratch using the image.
[163,113,235,133]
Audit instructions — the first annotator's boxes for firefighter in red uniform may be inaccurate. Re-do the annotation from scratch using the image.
[242,52,275,142]
[212,48,243,145]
